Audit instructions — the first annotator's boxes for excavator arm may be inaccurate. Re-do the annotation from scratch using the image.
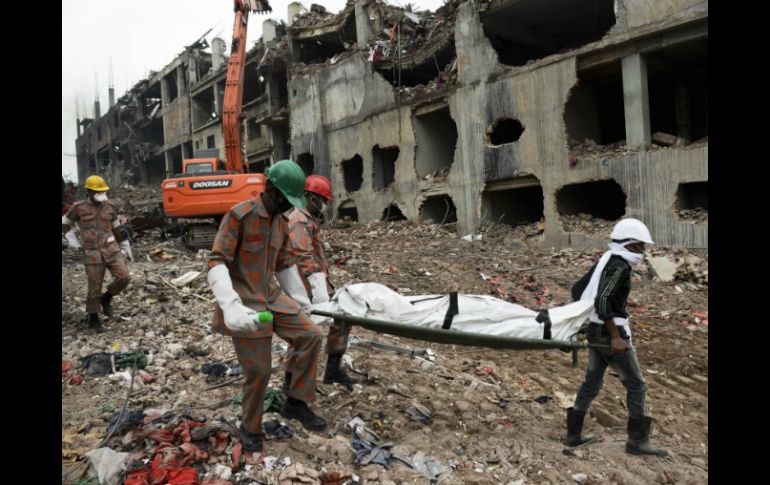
[222,0,272,173]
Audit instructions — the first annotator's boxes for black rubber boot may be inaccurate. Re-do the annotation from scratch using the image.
[100,292,114,317]
[88,313,106,334]
[323,353,358,390]
[283,371,292,395]
[239,425,264,452]
[626,416,669,457]
[281,398,327,432]
[564,407,599,447]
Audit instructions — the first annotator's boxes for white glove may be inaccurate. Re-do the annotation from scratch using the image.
[119,239,133,261]
[276,265,312,309]
[207,264,258,333]
[308,272,330,304]
[65,230,82,250]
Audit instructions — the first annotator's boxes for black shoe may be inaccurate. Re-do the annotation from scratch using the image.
[564,407,599,447]
[88,313,106,334]
[281,399,327,432]
[100,292,113,317]
[239,425,264,452]
[283,371,292,395]
[626,416,669,457]
[323,353,358,390]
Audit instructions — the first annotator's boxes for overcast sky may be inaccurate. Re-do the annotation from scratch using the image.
[62,0,446,182]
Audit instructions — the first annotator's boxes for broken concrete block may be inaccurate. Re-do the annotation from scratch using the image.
[590,406,621,428]
[652,132,688,147]
[646,256,683,282]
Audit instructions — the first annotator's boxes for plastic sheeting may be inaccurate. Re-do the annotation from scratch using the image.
[311,283,594,342]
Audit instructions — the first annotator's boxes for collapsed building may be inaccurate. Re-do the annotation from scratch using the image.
[75,0,708,249]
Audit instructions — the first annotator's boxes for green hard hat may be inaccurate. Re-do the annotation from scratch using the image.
[265,160,307,209]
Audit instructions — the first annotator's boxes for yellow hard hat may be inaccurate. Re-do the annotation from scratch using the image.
[84,175,110,192]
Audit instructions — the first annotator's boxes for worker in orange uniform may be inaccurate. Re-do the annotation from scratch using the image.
[206,159,327,453]
[61,175,132,333]
[277,175,358,390]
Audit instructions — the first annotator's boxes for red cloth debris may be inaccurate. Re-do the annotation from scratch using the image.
[62,361,73,378]
[173,419,206,443]
[230,442,242,469]
[69,374,84,385]
[157,467,199,485]
[124,468,151,485]
[209,430,230,453]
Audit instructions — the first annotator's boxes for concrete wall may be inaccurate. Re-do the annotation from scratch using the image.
[288,0,708,248]
[620,0,708,31]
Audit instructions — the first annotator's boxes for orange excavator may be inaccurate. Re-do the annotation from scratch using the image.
[162,0,272,250]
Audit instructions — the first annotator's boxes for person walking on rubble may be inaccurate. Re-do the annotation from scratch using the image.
[206,159,327,452]
[276,175,358,391]
[565,218,669,457]
[62,175,132,333]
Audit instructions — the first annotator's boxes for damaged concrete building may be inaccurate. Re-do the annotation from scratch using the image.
[76,0,708,249]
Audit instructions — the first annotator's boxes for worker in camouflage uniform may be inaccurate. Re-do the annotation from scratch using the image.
[206,159,327,452]
[62,175,132,333]
[277,175,357,390]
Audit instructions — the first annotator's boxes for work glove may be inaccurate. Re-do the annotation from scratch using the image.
[65,230,82,250]
[207,264,258,333]
[119,239,133,261]
[276,265,312,310]
[307,272,330,304]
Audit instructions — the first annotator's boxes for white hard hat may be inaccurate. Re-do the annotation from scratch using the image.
[611,218,655,244]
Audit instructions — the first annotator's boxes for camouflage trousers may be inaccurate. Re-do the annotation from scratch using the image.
[84,257,130,314]
[232,312,323,433]
[285,320,351,374]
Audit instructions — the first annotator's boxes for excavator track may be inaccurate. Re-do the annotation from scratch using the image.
[184,222,219,251]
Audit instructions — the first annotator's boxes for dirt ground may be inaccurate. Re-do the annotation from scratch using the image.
[62,208,707,484]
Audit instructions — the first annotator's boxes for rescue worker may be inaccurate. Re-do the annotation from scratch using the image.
[276,175,358,391]
[61,175,132,333]
[565,218,669,457]
[206,159,327,453]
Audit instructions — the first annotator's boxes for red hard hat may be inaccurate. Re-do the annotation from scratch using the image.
[305,175,333,201]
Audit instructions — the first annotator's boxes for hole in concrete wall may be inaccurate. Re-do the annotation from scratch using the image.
[192,88,215,130]
[165,73,178,102]
[146,154,166,185]
[647,39,708,143]
[243,64,265,104]
[481,0,615,67]
[565,61,625,147]
[420,195,457,224]
[342,154,363,192]
[676,182,708,211]
[143,118,165,147]
[482,177,544,227]
[142,82,163,113]
[296,37,347,65]
[88,156,97,171]
[487,118,524,146]
[378,41,456,88]
[169,145,184,175]
[247,158,269,174]
[207,135,216,149]
[414,107,457,179]
[296,153,314,176]
[98,149,110,168]
[556,179,626,224]
[372,145,398,190]
[337,200,358,222]
[381,204,407,222]
[247,119,262,140]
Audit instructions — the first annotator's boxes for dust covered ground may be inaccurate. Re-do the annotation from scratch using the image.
[62,213,707,484]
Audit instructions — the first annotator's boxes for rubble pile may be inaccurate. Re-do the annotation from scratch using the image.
[677,208,708,224]
[559,214,616,236]
[63,189,707,484]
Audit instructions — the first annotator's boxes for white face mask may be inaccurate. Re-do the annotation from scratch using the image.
[93,193,108,203]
